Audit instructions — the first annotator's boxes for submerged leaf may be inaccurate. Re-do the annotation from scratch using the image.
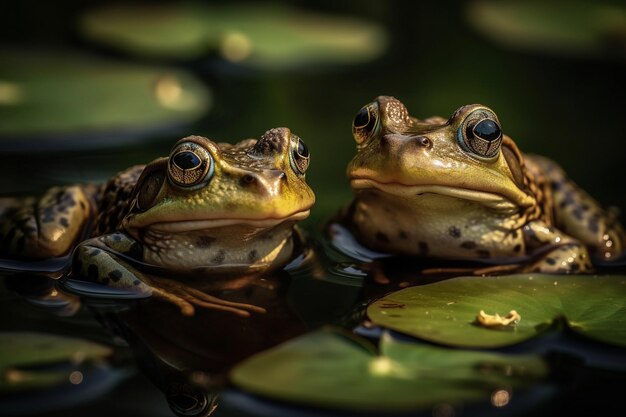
[79,3,389,69]
[0,50,210,148]
[368,275,626,348]
[230,328,547,412]
[0,332,112,392]
[467,1,626,58]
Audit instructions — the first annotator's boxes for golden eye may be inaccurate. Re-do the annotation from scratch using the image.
[168,142,213,187]
[290,136,310,175]
[352,103,379,145]
[457,110,502,159]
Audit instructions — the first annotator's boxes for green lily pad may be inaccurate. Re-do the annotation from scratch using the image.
[466,1,626,57]
[0,50,210,148]
[0,332,112,391]
[368,275,626,348]
[230,328,547,412]
[79,3,388,69]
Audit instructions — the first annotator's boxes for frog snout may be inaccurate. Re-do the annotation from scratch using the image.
[240,170,286,196]
[381,134,432,151]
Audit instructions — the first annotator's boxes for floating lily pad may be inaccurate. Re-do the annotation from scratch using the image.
[466,1,626,58]
[0,331,112,391]
[230,328,547,412]
[79,3,388,69]
[368,275,626,348]
[0,50,210,150]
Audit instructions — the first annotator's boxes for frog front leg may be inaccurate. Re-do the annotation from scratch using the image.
[0,185,96,259]
[521,221,593,274]
[74,233,266,317]
[526,155,625,262]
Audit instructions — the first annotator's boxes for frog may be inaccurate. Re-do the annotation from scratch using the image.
[341,96,624,274]
[0,127,315,315]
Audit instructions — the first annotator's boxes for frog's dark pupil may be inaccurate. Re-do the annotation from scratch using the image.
[353,107,370,128]
[173,151,201,170]
[473,119,501,142]
[297,139,309,158]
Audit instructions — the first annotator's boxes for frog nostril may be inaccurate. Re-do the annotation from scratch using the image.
[416,136,432,148]
[241,174,257,186]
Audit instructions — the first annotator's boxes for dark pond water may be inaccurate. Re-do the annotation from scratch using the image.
[1,1,625,416]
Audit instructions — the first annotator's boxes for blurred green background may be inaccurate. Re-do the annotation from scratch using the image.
[1,0,625,225]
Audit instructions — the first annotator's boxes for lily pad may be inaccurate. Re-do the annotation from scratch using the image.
[230,328,547,412]
[0,50,210,150]
[368,275,626,348]
[466,1,626,58]
[0,331,112,391]
[79,3,389,69]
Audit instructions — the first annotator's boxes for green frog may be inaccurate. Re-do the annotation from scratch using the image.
[343,96,624,274]
[0,128,314,314]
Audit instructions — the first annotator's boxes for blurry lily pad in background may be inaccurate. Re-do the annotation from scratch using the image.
[368,275,626,349]
[466,1,626,58]
[0,331,111,392]
[79,3,389,69]
[230,328,547,412]
[0,50,210,151]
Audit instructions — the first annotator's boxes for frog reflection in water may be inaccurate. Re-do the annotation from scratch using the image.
[0,128,315,315]
[341,96,624,274]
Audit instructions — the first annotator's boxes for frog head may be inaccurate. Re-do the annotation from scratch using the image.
[347,96,535,211]
[122,128,315,238]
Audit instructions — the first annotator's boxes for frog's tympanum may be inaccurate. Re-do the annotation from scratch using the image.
[0,128,314,314]
[344,96,624,274]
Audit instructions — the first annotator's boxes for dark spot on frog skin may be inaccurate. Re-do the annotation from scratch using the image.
[448,226,461,238]
[108,270,123,282]
[399,230,408,240]
[133,280,141,286]
[572,207,584,220]
[112,234,122,242]
[545,258,556,265]
[212,249,226,265]
[87,264,99,280]
[248,249,258,262]
[375,232,390,243]
[127,242,143,260]
[89,248,102,257]
[418,241,429,256]
[461,241,477,249]
[514,244,521,253]
[59,218,69,228]
[477,249,490,259]
[196,236,216,248]
[79,201,86,211]
[588,216,599,233]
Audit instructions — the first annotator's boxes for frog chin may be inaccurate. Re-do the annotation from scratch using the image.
[350,178,520,211]
[123,209,310,234]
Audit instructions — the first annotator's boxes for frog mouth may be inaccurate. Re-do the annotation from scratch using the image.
[350,178,521,210]
[129,209,311,233]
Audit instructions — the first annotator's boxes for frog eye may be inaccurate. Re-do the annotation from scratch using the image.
[352,103,379,145]
[290,136,310,175]
[458,111,502,159]
[168,142,214,187]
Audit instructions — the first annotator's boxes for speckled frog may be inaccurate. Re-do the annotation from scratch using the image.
[343,96,624,274]
[0,128,314,314]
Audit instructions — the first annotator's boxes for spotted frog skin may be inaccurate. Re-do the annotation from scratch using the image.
[344,96,624,274]
[0,128,315,314]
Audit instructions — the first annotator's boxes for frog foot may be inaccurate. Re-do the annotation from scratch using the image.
[150,277,267,317]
